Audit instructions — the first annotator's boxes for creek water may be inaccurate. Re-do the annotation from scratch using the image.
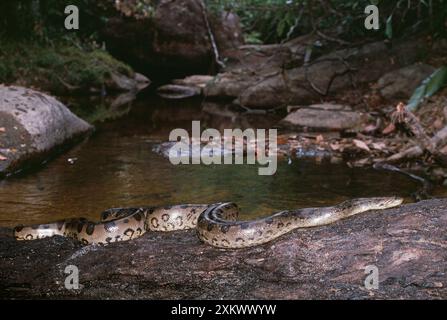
[0,93,430,227]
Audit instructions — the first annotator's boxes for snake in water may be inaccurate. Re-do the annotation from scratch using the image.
[14,197,403,248]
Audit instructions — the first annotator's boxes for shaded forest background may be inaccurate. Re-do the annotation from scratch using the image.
[1,1,446,43]
[0,1,446,93]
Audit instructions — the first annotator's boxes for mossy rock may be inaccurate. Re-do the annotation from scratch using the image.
[0,40,136,95]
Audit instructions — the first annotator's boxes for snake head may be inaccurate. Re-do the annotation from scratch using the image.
[369,196,404,209]
[13,225,27,240]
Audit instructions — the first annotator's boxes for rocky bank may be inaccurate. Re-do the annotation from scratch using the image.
[0,199,445,299]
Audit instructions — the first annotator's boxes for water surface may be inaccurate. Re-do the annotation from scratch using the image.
[0,94,427,227]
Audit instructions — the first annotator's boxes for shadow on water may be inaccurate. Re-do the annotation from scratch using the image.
[0,92,427,227]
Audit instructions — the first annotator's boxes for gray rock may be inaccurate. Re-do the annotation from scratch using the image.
[105,72,151,93]
[205,37,433,109]
[279,104,367,131]
[377,63,436,100]
[0,85,93,176]
[156,84,201,99]
[102,0,244,76]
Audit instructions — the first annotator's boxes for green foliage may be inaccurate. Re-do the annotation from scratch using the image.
[0,0,104,40]
[206,0,447,44]
[0,40,133,93]
[407,66,447,111]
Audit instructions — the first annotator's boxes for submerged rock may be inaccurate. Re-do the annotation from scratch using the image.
[0,199,446,299]
[105,72,151,93]
[0,86,93,176]
[156,84,202,99]
[279,104,367,132]
[377,63,436,100]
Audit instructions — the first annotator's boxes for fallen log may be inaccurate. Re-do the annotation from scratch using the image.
[0,199,446,299]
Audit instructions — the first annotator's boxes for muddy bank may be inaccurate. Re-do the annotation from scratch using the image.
[0,199,445,299]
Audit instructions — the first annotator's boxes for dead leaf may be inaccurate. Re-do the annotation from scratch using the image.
[330,143,341,151]
[371,142,387,151]
[353,139,371,152]
[382,123,396,135]
[316,134,324,144]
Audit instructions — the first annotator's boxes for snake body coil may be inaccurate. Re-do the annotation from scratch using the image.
[14,197,403,248]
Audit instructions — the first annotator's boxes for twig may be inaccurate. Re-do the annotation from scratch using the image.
[199,0,225,69]
[373,162,432,201]
[390,102,447,166]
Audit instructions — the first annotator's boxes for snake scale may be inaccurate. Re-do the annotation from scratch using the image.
[14,197,403,249]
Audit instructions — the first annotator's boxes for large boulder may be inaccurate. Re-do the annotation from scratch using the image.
[0,86,93,176]
[101,0,243,79]
[204,37,440,109]
[376,63,436,100]
[101,0,244,78]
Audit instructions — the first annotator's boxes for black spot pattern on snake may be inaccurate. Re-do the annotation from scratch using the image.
[162,214,169,222]
[151,218,159,228]
[207,223,213,232]
[265,218,274,224]
[77,221,84,233]
[25,234,33,240]
[176,216,183,227]
[277,222,284,229]
[14,225,23,232]
[123,219,129,224]
[81,238,89,245]
[221,239,230,247]
[134,213,142,221]
[220,225,230,234]
[104,221,117,233]
[163,205,172,210]
[105,237,112,243]
[124,228,135,238]
[236,237,244,243]
[86,223,95,235]
[57,221,65,230]
[32,225,39,229]
[191,208,196,214]
[180,204,189,209]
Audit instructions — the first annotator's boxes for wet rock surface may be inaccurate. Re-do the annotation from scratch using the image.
[101,0,243,77]
[204,37,441,109]
[377,63,436,100]
[279,104,368,132]
[0,86,93,176]
[0,199,446,299]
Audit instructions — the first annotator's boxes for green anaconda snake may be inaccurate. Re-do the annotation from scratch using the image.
[14,197,403,249]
